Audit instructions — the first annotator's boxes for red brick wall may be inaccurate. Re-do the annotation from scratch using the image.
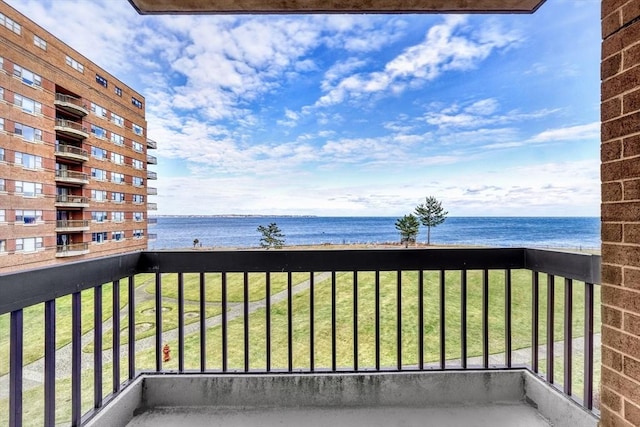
[601,1,640,425]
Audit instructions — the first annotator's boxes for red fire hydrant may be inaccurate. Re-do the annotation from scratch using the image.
[162,343,171,362]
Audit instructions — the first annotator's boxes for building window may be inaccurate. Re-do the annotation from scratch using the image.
[134,212,144,221]
[91,102,108,118]
[91,211,108,222]
[111,152,125,165]
[132,141,143,152]
[13,65,42,87]
[133,176,144,187]
[133,229,144,239]
[0,240,5,253]
[112,192,125,203]
[66,55,84,73]
[91,124,107,139]
[0,12,21,35]
[0,178,4,191]
[91,146,107,160]
[15,210,43,224]
[115,86,122,97]
[15,181,42,197]
[111,113,123,127]
[112,211,125,222]
[131,97,142,109]
[0,148,4,162]
[91,189,107,201]
[33,35,46,50]
[0,118,4,131]
[95,74,108,88]
[111,133,124,146]
[132,123,143,136]
[91,168,107,181]
[112,231,124,241]
[14,123,42,142]
[0,209,5,222]
[15,152,42,169]
[14,94,42,115]
[16,237,43,252]
[92,232,108,243]
[132,159,143,169]
[111,172,125,184]
[133,194,144,204]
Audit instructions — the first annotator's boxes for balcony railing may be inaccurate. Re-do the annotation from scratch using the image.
[147,138,157,149]
[0,248,600,426]
[55,144,89,162]
[147,233,158,240]
[147,187,158,195]
[55,170,89,185]
[147,154,157,165]
[54,94,89,117]
[147,217,158,224]
[55,195,90,207]
[55,220,90,231]
[147,171,157,180]
[54,242,90,257]
[55,119,89,140]
[147,203,158,210]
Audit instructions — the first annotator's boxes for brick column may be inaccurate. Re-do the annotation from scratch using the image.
[601,1,640,426]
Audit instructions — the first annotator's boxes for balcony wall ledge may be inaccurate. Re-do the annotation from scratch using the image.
[86,370,597,427]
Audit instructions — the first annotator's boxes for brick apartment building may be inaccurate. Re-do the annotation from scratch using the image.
[0,2,157,273]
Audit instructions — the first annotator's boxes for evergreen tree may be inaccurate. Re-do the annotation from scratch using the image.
[395,214,420,248]
[414,196,448,245]
[257,223,285,249]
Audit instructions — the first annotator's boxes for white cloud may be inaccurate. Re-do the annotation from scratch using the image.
[529,122,600,142]
[312,16,522,109]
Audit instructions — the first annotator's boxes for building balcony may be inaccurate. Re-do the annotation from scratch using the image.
[54,242,89,257]
[147,233,157,240]
[147,171,157,180]
[55,220,90,232]
[147,138,157,149]
[147,202,158,210]
[55,195,90,208]
[55,144,89,162]
[0,249,600,427]
[147,154,157,165]
[147,217,158,224]
[55,119,89,140]
[54,93,89,117]
[147,187,158,195]
[55,170,89,185]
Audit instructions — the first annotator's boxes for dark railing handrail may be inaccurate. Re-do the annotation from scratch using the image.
[0,248,601,316]
[0,247,601,426]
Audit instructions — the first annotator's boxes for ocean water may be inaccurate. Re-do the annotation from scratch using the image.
[148,216,600,250]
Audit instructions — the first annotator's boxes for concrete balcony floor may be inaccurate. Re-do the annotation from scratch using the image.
[128,403,550,427]
[88,371,598,427]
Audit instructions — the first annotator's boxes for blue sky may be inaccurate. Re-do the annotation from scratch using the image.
[9,0,601,216]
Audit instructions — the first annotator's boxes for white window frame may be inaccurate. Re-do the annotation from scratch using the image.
[65,55,84,73]
[34,35,47,50]
[91,103,108,119]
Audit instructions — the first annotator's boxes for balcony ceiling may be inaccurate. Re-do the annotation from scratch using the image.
[127,0,546,14]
